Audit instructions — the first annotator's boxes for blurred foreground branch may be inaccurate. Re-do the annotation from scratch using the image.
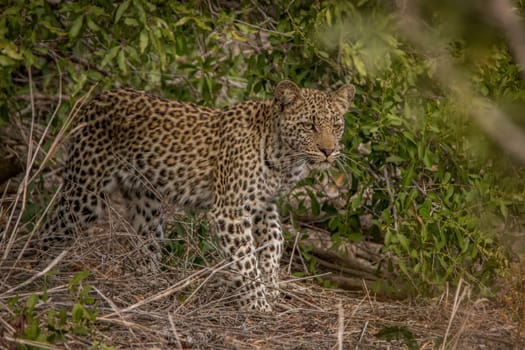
[397,0,525,164]
[488,0,525,80]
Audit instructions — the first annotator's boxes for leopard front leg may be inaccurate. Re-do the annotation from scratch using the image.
[253,203,283,300]
[210,208,272,312]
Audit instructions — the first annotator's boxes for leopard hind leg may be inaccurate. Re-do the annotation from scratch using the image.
[36,182,107,255]
[118,178,164,266]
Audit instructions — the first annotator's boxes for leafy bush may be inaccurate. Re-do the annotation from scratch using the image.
[7,271,108,348]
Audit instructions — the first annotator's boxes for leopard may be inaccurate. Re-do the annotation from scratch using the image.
[39,80,355,312]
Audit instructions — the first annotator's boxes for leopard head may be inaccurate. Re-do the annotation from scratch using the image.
[274,80,355,169]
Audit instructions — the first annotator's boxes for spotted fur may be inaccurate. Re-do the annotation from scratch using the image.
[40,80,355,311]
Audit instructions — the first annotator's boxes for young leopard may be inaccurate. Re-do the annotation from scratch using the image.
[40,80,355,311]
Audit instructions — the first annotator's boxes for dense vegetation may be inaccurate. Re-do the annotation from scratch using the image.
[2,0,525,300]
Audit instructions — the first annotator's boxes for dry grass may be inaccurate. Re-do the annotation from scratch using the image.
[0,223,522,350]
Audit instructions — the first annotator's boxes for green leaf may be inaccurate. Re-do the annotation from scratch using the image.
[117,49,127,73]
[192,17,211,31]
[69,270,89,286]
[307,190,321,216]
[0,54,16,66]
[500,202,508,219]
[353,55,367,76]
[133,0,147,25]
[87,19,101,32]
[115,0,131,24]
[397,259,409,276]
[397,233,410,252]
[124,17,140,26]
[231,30,247,42]
[72,325,89,335]
[69,15,84,39]
[127,45,139,62]
[26,294,39,310]
[174,16,191,27]
[386,155,405,164]
[139,29,149,53]
[100,46,120,67]
[24,319,40,340]
[0,42,23,60]
[59,309,68,326]
[325,9,332,26]
[40,20,67,36]
[72,303,85,322]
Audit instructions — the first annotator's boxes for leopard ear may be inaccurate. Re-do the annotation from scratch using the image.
[274,80,302,109]
[331,84,355,114]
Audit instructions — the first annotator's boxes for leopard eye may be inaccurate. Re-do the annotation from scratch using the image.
[334,120,344,130]
[300,122,316,132]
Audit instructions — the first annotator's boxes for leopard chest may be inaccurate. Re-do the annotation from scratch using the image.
[258,161,308,202]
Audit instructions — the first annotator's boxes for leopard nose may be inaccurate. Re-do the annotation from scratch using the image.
[319,146,334,157]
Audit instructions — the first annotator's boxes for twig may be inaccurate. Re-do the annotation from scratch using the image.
[13,93,70,102]
[0,284,68,299]
[441,278,470,350]
[27,55,64,180]
[102,271,206,317]
[280,289,326,311]
[92,286,140,343]
[287,225,302,275]
[1,66,36,260]
[168,312,184,349]
[233,19,291,36]
[361,278,374,311]
[1,250,68,296]
[280,272,332,284]
[29,85,97,184]
[309,247,378,277]
[337,301,344,350]
[96,317,166,336]
[383,166,398,234]
[3,335,60,350]
[286,224,309,274]
[355,320,368,350]
[4,183,63,285]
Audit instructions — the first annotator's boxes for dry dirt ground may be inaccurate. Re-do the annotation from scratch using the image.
[0,226,523,350]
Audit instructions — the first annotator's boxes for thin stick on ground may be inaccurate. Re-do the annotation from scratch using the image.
[280,289,326,312]
[27,55,64,180]
[168,312,184,350]
[280,272,332,284]
[337,301,344,350]
[441,278,470,350]
[1,250,68,296]
[102,266,211,318]
[2,184,63,286]
[0,67,36,260]
[287,224,302,275]
[92,286,141,343]
[4,335,61,350]
[361,278,374,311]
[356,320,368,350]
